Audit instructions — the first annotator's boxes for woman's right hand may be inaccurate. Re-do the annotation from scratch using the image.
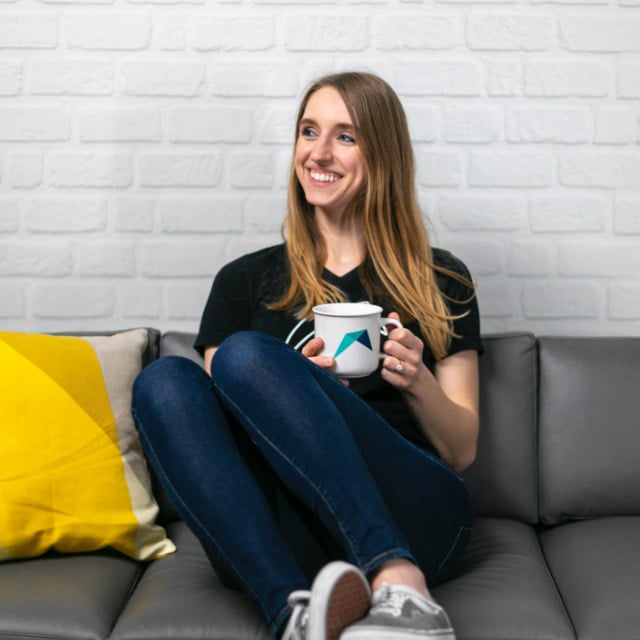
[301,336,335,370]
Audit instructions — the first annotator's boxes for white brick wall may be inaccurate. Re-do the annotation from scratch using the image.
[0,0,638,337]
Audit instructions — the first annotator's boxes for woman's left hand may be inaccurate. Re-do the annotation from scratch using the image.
[381,312,425,393]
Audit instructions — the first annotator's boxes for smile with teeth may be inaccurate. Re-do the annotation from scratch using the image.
[310,170,340,183]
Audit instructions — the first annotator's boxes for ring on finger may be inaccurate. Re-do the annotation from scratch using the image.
[395,362,404,373]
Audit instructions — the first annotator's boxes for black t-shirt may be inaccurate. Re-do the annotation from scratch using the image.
[195,243,481,452]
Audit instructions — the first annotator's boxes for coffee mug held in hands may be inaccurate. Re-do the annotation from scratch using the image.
[312,303,403,378]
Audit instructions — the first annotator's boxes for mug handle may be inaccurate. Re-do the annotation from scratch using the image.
[378,317,403,358]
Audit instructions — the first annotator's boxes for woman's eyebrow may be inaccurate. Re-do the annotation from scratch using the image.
[299,117,354,130]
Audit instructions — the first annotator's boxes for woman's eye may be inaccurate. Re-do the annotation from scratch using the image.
[339,133,355,144]
[300,127,316,138]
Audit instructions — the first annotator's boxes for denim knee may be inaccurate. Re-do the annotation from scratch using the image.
[132,355,208,414]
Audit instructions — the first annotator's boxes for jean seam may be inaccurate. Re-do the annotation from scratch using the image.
[212,382,369,568]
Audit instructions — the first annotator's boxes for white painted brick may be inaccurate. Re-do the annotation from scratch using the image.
[285,16,368,51]
[245,195,287,234]
[523,282,599,318]
[66,15,150,50]
[0,15,58,48]
[0,59,22,95]
[158,197,244,233]
[469,152,553,187]
[506,106,590,143]
[442,106,501,143]
[78,107,161,142]
[9,151,42,188]
[78,242,136,277]
[559,242,640,277]
[614,198,640,234]
[476,280,516,319]
[189,15,274,51]
[256,104,297,145]
[225,236,282,264]
[210,62,299,97]
[439,195,525,231]
[128,0,205,4]
[467,14,555,51]
[139,153,223,188]
[506,241,552,276]
[229,152,275,189]
[119,283,163,320]
[560,15,640,52]
[120,60,204,96]
[594,106,638,144]
[166,282,212,320]
[487,60,521,96]
[396,60,483,96]
[608,285,640,319]
[140,240,227,277]
[167,106,253,143]
[405,106,438,142]
[77,107,162,142]
[29,59,113,95]
[24,197,107,233]
[49,152,132,188]
[560,152,640,188]
[0,107,69,141]
[525,61,609,97]
[530,196,606,233]
[0,198,18,232]
[442,239,504,275]
[152,14,184,51]
[416,151,462,187]
[114,197,155,233]
[373,15,458,50]
[618,62,640,98]
[0,284,23,319]
[0,243,72,276]
[32,283,115,319]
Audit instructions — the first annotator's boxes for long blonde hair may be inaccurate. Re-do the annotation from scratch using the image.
[270,72,474,361]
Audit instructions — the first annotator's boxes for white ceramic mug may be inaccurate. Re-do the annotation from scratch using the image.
[312,303,403,378]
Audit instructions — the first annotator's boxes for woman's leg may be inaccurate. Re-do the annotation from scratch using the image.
[211,332,471,587]
[131,356,311,634]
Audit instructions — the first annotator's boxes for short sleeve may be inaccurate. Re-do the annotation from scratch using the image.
[434,249,482,358]
[194,259,253,355]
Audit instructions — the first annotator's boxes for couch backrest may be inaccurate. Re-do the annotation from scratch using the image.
[538,337,640,524]
[462,333,539,523]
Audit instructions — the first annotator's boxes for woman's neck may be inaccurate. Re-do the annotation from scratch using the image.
[316,209,366,277]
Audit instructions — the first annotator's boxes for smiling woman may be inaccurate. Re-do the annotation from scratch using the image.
[131,71,481,640]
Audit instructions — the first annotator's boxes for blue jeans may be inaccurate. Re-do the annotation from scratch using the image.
[131,331,472,637]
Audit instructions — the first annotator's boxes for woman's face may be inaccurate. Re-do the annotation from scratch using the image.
[294,86,367,219]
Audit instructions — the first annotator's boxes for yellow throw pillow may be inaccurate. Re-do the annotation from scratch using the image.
[0,329,175,561]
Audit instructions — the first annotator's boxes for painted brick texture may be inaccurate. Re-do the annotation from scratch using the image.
[0,0,638,337]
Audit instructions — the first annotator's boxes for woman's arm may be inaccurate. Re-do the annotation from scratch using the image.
[203,346,218,376]
[381,314,479,473]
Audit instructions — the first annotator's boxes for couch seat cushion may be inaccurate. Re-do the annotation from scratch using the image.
[0,551,140,640]
[434,518,574,640]
[111,521,272,640]
[540,517,640,640]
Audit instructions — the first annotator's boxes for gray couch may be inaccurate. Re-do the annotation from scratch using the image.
[2,331,639,640]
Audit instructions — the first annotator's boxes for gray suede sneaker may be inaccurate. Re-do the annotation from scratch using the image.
[281,562,371,640]
[340,583,455,640]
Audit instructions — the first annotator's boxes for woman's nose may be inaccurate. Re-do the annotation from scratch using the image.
[310,137,332,162]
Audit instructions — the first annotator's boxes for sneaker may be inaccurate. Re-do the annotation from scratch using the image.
[340,583,455,640]
[281,561,372,640]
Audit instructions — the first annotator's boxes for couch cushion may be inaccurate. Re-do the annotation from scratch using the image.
[434,518,574,640]
[462,333,538,523]
[159,331,202,364]
[539,337,640,523]
[0,329,174,561]
[0,550,141,640]
[540,517,640,640]
[111,521,272,640]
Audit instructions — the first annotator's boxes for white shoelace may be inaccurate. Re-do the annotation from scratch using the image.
[282,591,311,640]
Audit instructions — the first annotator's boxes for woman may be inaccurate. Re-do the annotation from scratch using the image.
[132,72,481,640]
